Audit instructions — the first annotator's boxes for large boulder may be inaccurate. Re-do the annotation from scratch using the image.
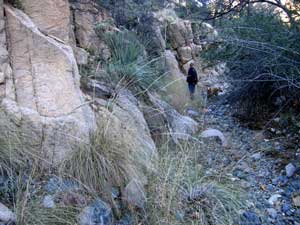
[148,93,199,143]
[21,0,72,43]
[162,50,190,111]
[167,19,193,49]
[0,6,95,166]
[191,22,218,45]
[137,12,166,55]
[86,83,157,184]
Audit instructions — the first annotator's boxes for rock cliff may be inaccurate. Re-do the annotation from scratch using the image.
[0,4,95,165]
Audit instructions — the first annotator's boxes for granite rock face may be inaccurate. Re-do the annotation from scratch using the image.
[0,5,95,166]
[71,0,113,59]
[21,0,72,43]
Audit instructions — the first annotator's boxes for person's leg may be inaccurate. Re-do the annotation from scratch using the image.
[188,84,196,100]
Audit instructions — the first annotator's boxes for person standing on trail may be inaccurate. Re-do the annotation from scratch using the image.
[187,63,198,100]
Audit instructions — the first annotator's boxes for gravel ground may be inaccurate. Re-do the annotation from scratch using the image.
[190,98,300,225]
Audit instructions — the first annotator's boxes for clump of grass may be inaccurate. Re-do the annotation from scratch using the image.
[59,122,140,199]
[143,141,244,225]
[104,30,162,91]
[6,0,23,9]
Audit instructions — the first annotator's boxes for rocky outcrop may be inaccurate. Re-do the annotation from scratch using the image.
[162,50,191,111]
[137,12,166,55]
[71,0,112,59]
[21,0,72,43]
[85,81,157,183]
[0,5,95,165]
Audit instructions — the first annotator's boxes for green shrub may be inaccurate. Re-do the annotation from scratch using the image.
[143,142,244,225]
[202,8,300,120]
[59,124,138,199]
[6,0,23,9]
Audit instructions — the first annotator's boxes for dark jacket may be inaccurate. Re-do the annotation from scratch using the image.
[187,67,198,85]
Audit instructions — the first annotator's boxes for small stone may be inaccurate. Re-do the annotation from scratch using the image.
[44,177,78,194]
[285,163,296,177]
[282,203,292,213]
[0,202,16,223]
[175,211,185,221]
[0,72,4,84]
[242,211,261,224]
[123,179,146,208]
[268,194,282,205]
[251,152,262,160]
[267,208,277,219]
[200,128,228,147]
[186,109,200,117]
[43,195,55,208]
[79,199,112,225]
[293,195,300,207]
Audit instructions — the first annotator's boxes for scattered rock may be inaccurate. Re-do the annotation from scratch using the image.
[282,202,292,213]
[0,202,16,223]
[44,177,79,194]
[186,108,200,118]
[201,128,228,147]
[266,208,277,219]
[293,195,300,207]
[60,191,87,207]
[242,211,261,224]
[123,179,146,209]
[251,152,262,161]
[268,194,282,205]
[79,199,112,225]
[114,214,133,225]
[285,163,296,177]
[42,195,55,208]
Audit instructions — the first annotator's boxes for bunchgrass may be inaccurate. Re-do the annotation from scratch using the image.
[104,30,162,91]
[143,140,244,225]
[59,121,139,199]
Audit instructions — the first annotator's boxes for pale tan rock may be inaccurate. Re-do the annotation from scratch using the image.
[192,22,218,44]
[163,50,190,110]
[0,202,16,223]
[178,46,192,64]
[167,19,193,49]
[0,72,4,84]
[148,93,199,143]
[74,47,89,65]
[201,128,228,147]
[71,0,112,58]
[191,44,202,58]
[0,0,7,66]
[1,6,95,165]
[21,0,72,43]
[123,179,146,208]
[182,60,195,75]
[95,89,157,181]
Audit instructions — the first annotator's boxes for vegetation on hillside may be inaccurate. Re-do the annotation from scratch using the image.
[202,8,300,119]
[104,30,163,91]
